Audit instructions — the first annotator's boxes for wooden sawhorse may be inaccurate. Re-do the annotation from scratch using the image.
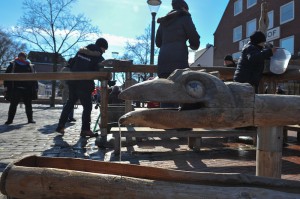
[111,127,257,155]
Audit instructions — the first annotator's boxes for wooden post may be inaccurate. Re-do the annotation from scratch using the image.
[256,126,283,178]
[124,72,133,114]
[100,80,108,136]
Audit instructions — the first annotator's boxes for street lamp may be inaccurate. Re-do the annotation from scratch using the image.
[112,52,119,59]
[111,52,119,80]
[147,0,161,69]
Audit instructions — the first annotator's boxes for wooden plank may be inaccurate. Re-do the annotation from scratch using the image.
[0,72,111,81]
[111,127,256,136]
[283,125,300,143]
[100,80,109,136]
[111,127,256,155]
[284,125,300,131]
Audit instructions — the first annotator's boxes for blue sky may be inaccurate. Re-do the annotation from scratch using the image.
[0,0,229,61]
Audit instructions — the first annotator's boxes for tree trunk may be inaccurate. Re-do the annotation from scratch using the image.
[50,52,59,107]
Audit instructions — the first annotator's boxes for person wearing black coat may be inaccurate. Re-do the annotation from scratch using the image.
[4,52,38,125]
[155,0,200,79]
[224,55,236,68]
[56,38,108,137]
[233,31,276,93]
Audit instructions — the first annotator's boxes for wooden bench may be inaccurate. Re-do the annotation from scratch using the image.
[111,127,257,155]
[283,125,300,143]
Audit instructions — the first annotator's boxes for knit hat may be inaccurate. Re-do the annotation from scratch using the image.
[250,31,266,45]
[172,0,189,10]
[224,54,234,62]
[18,52,27,59]
[95,38,108,49]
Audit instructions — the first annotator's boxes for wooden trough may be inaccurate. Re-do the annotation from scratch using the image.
[1,156,300,199]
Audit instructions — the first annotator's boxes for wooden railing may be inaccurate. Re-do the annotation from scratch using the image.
[1,59,300,179]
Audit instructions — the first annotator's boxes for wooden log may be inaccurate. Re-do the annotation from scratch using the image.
[100,80,109,136]
[1,156,300,199]
[0,72,111,81]
[254,95,300,126]
[124,72,134,114]
[256,126,283,178]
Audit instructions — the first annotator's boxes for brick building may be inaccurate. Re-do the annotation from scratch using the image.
[214,0,300,66]
[28,51,66,73]
[28,51,66,97]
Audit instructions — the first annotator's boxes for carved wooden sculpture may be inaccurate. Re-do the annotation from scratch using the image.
[119,69,300,129]
[258,0,269,35]
[1,156,300,198]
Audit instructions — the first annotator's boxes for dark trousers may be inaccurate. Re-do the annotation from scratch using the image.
[7,88,33,122]
[63,103,74,120]
[58,85,92,131]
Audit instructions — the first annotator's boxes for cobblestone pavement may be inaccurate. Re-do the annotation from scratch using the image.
[0,102,300,198]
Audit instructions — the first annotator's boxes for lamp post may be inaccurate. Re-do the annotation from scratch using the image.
[112,52,119,81]
[147,0,161,76]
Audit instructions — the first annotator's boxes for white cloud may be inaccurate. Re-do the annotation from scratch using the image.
[100,33,137,48]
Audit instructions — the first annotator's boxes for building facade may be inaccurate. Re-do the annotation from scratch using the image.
[28,51,66,97]
[190,44,214,67]
[214,0,300,66]
[28,51,66,73]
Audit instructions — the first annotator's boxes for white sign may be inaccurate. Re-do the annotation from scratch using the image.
[266,27,280,42]
[239,38,250,50]
[238,27,280,50]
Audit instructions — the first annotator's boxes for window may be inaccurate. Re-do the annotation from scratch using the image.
[232,52,241,60]
[268,11,274,29]
[246,19,256,38]
[280,36,294,55]
[280,1,294,24]
[234,0,243,16]
[233,25,242,42]
[247,0,257,9]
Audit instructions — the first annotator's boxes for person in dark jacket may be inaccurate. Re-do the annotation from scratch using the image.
[224,54,236,68]
[4,52,38,125]
[108,86,124,104]
[233,31,276,93]
[56,38,108,137]
[156,0,200,79]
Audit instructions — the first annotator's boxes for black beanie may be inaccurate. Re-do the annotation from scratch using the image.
[172,0,189,10]
[95,38,108,49]
[224,55,234,62]
[250,31,266,45]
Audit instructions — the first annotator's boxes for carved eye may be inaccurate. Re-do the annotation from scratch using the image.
[186,81,204,98]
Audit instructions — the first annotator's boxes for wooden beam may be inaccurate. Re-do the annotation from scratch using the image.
[194,66,300,82]
[256,126,283,178]
[2,156,300,198]
[0,72,112,81]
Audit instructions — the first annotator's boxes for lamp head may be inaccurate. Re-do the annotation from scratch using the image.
[147,0,161,14]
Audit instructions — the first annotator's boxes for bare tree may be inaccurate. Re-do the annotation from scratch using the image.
[12,0,100,107]
[0,29,27,70]
[124,25,157,83]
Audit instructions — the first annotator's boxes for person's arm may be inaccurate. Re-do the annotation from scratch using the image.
[247,47,273,64]
[183,16,200,50]
[155,25,162,48]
